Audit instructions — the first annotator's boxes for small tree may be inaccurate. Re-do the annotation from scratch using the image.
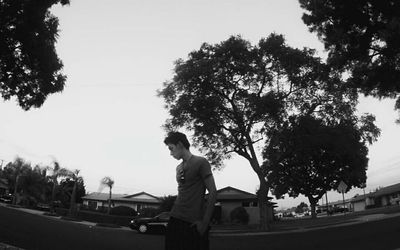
[68,169,83,216]
[100,176,114,214]
[47,161,70,213]
[295,202,308,214]
[264,115,380,218]
[57,177,85,209]
[159,195,177,212]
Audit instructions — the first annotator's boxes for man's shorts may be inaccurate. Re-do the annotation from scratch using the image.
[165,216,209,250]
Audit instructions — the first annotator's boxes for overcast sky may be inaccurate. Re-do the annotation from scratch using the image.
[1,0,399,209]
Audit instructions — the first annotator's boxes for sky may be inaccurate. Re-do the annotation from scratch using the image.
[1,0,399,209]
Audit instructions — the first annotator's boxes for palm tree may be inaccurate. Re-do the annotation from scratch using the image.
[47,161,70,213]
[100,176,114,214]
[68,169,83,216]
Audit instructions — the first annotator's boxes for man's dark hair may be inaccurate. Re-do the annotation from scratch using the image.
[164,132,190,149]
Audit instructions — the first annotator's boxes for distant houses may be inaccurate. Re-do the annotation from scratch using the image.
[317,182,400,213]
[209,186,276,224]
[81,191,161,212]
[350,182,400,212]
[82,186,276,225]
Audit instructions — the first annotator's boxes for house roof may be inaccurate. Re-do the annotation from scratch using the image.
[372,183,400,197]
[214,186,273,201]
[351,194,367,203]
[350,182,400,203]
[82,191,161,204]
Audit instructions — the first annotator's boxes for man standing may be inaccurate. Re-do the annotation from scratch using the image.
[164,131,217,250]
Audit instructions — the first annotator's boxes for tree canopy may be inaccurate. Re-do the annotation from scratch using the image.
[263,115,380,217]
[0,0,69,110]
[299,0,400,121]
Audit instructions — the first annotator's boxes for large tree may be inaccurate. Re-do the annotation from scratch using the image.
[2,157,31,205]
[158,33,338,229]
[263,115,380,218]
[0,0,69,110]
[299,0,400,121]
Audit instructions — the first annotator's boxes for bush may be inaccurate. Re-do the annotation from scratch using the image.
[230,206,249,225]
[76,210,132,226]
[138,207,159,218]
[110,206,138,216]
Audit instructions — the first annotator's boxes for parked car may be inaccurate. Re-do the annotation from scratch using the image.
[129,212,170,234]
[36,203,50,211]
[327,206,349,215]
[0,194,13,204]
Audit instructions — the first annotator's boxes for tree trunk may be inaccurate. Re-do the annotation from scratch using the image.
[257,174,270,230]
[69,182,77,217]
[12,175,20,205]
[107,187,112,214]
[50,179,57,213]
[308,197,318,219]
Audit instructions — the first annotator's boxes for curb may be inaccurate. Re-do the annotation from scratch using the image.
[0,242,25,250]
[210,212,400,236]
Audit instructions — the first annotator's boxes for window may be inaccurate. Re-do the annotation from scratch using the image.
[242,202,250,207]
[88,201,97,210]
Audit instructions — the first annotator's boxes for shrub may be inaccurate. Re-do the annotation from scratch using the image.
[110,206,138,216]
[138,207,159,218]
[230,206,249,225]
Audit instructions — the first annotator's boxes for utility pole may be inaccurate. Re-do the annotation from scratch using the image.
[325,192,329,215]
[361,183,367,209]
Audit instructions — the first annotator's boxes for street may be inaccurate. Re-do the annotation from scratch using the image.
[1,205,400,250]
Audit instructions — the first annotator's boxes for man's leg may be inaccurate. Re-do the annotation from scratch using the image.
[166,217,210,250]
[165,217,181,250]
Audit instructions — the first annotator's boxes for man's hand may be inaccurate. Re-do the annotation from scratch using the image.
[191,221,208,236]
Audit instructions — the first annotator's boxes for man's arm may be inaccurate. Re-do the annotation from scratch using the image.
[195,175,217,235]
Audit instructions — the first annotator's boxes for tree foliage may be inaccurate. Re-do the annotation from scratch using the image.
[263,115,380,217]
[299,0,400,121]
[57,174,85,209]
[295,202,309,214]
[159,33,326,168]
[158,195,177,212]
[0,0,69,110]
[0,156,86,209]
[47,160,70,212]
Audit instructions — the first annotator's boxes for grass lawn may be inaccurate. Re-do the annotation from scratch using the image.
[212,205,400,232]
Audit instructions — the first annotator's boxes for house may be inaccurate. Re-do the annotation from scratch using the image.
[0,178,9,196]
[317,198,353,213]
[351,195,364,212]
[81,191,161,212]
[211,186,276,224]
[350,183,400,212]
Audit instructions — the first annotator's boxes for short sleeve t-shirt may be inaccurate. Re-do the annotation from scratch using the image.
[170,155,213,223]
